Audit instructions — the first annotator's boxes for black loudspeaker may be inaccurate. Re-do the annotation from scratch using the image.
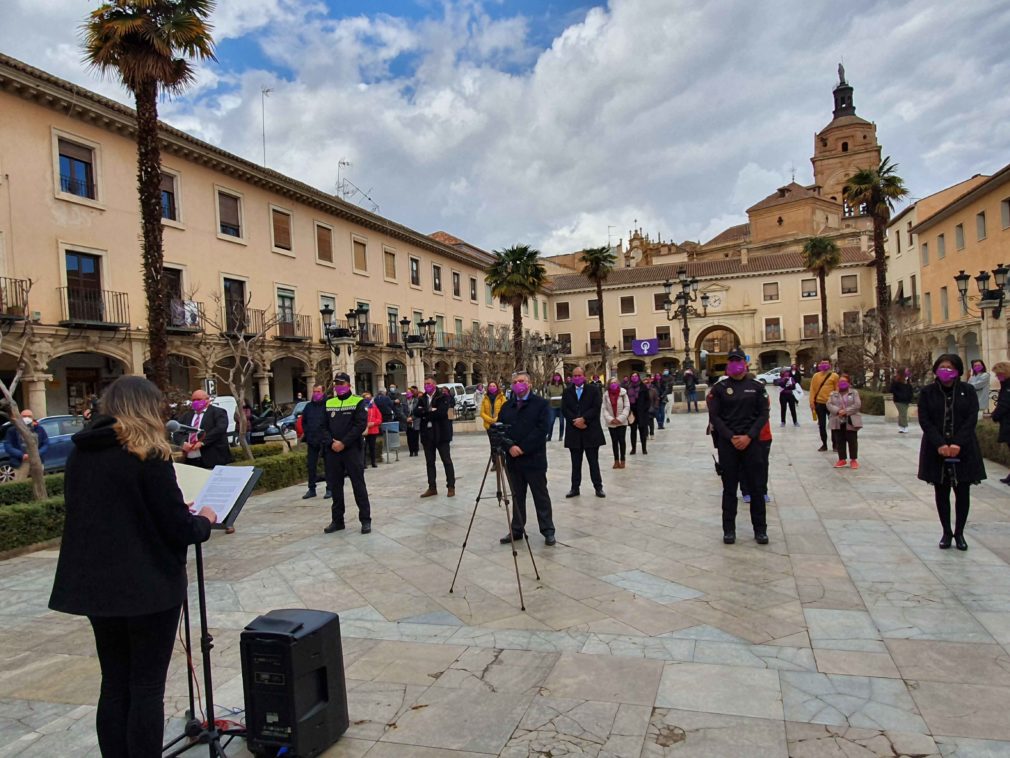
[241,609,349,757]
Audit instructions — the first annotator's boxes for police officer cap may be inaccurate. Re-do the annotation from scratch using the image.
[727,348,746,361]
[333,371,352,383]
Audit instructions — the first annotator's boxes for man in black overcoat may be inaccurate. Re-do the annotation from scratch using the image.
[416,376,456,497]
[497,370,556,545]
[562,366,606,498]
[176,389,233,469]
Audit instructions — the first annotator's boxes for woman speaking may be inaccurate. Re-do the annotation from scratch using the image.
[49,376,217,756]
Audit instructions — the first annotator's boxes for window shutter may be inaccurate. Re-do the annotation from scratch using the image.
[316,225,333,262]
[272,209,292,250]
[160,173,175,193]
[219,193,240,228]
[58,138,93,163]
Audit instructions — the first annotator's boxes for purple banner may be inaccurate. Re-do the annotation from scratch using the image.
[632,338,659,356]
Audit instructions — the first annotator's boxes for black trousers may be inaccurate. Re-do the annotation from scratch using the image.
[609,426,627,461]
[740,440,772,499]
[325,447,371,524]
[935,481,971,536]
[815,403,829,445]
[833,427,859,460]
[569,446,603,490]
[780,395,797,424]
[716,437,767,533]
[306,443,322,490]
[406,427,420,455]
[506,463,555,537]
[629,421,648,453]
[88,604,181,758]
[363,435,377,467]
[423,438,455,488]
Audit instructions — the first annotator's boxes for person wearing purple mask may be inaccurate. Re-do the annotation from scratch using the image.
[402,386,422,457]
[601,377,630,468]
[707,348,770,545]
[627,373,651,455]
[775,369,800,426]
[917,354,986,550]
[990,361,1010,484]
[562,366,606,498]
[321,372,372,534]
[826,374,862,469]
[300,384,332,500]
[968,359,991,416]
[808,358,839,452]
[176,389,232,470]
[417,375,456,498]
[544,373,566,442]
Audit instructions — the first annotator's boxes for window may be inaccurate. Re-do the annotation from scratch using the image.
[471,320,480,335]
[762,282,779,302]
[801,278,818,298]
[320,293,336,316]
[454,318,463,336]
[955,223,965,250]
[316,223,333,264]
[960,288,969,316]
[895,228,901,254]
[469,277,478,302]
[276,287,295,333]
[840,274,858,295]
[218,191,241,237]
[589,330,602,354]
[387,307,400,342]
[223,277,247,332]
[384,250,396,280]
[654,292,668,311]
[1002,198,1010,229]
[432,264,442,292]
[587,299,600,317]
[764,317,782,342]
[841,141,849,152]
[523,300,529,315]
[622,328,636,351]
[353,238,368,271]
[923,292,932,325]
[452,271,461,298]
[842,311,861,335]
[555,301,570,320]
[271,207,292,252]
[410,256,421,286]
[58,137,96,199]
[556,333,572,354]
[160,172,178,221]
[921,241,929,266]
[803,314,820,340]
[533,299,539,318]
[977,211,987,240]
[906,221,912,247]
[936,233,945,259]
[910,274,918,309]
[940,287,949,321]
[657,325,671,348]
[620,295,635,314]
[485,281,493,305]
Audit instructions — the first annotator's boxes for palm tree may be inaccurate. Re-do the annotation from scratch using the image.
[82,0,217,390]
[802,236,841,352]
[485,244,548,368]
[579,245,617,372]
[843,156,908,375]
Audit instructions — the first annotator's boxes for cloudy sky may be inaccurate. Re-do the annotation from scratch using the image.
[3,0,1009,255]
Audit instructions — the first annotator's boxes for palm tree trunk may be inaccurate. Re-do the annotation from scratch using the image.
[819,268,829,353]
[873,216,892,377]
[511,297,524,370]
[596,279,607,374]
[135,80,169,391]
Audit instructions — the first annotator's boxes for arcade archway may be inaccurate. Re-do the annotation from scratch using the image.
[694,325,741,378]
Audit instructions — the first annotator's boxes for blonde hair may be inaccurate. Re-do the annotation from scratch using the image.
[101,376,172,461]
[993,361,1010,377]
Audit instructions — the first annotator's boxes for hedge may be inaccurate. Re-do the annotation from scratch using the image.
[228,442,286,459]
[0,474,66,507]
[976,422,1010,468]
[0,497,66,553]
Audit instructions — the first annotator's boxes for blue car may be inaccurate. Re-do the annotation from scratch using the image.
[0,415,86,482]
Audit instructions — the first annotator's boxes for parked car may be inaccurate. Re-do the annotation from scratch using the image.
[754,367,785,384]
[277,401,308,433]
[0,414,87,482]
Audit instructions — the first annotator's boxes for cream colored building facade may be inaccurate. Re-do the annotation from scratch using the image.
[0,54,550,417]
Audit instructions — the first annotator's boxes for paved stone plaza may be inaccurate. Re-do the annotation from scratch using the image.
[4,409,1010,756]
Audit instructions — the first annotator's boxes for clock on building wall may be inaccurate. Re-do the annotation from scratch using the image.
[707,295,722,309]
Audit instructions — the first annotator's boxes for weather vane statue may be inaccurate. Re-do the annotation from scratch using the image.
[838,62,846,84]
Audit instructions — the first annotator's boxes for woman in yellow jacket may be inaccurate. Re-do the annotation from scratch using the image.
[480,382,507,463]
[809,358,839,452]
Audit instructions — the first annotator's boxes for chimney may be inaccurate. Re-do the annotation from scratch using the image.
[860,232,869,253]
[740,247,749,266]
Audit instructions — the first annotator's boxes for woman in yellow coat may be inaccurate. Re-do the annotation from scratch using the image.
[480,381,506,431]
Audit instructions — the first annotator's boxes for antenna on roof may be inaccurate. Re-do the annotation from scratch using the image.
[790,164,796,183]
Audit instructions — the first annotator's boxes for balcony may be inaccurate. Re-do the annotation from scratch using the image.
[221,306,265,337]
[60,174,95,199]
[274,314,312,342]
[58,287,129,330]
[762,327,786,344]
[356,322,385,345]
[0,277,30,321]
[166,299,204,334]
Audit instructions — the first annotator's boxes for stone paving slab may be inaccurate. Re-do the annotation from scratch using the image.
[4,410,1010,755]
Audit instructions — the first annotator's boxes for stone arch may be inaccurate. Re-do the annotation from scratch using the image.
[694,324,741,377]
[616,358,647,377]
[434,360,451,383]
[650,356,680,374]
[47,350,131,415]
[354,357,379,394]
[757,349,790,370]
[472,362,485,385]
[453,361,468,384]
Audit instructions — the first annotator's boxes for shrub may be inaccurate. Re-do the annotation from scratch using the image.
[229,450,323,491]
[228,442,285,460]
[0,497,65,552]
[0,474,66,507]
[859,390,885,416]
[976,422,1010,468]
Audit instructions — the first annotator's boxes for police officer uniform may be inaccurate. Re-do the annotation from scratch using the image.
[321,373,371,533]
[707,349,769,544]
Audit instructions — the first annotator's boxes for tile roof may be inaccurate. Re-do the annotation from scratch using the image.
[746,182,824,213]
[549,247,872,292]
[429,231,466,246]
[704,223,750,247]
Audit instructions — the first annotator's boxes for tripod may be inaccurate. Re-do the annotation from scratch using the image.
[163,542,245,757]
[449,447,540,610]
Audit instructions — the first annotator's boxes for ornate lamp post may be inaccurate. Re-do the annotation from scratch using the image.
[320,303,369,356]
[955,264,1009,319]
[661,266,710,367]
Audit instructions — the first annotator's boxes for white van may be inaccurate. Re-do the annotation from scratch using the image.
[210,395,238,440]
[437,383,473,409]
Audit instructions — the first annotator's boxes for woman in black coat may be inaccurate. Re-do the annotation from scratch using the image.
[626,373,652,454]
[917,354,986,551]
[990,361,1010,484]
[49,377,216,756]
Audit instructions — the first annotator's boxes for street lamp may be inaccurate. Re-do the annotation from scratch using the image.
[662,269,710,367]
[320,303,369,356]
[955,264,1009,319]
[403,314,437,358]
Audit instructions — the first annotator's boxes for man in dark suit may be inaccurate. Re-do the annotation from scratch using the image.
[562,366,606,498]
[177,390,233,469]
[416,376,456,497]
[497,370,556,545]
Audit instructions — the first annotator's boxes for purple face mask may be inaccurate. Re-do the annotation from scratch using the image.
[630,375,640,384]
[487,386,498,395]
[404,391,413,399]
[572,376,585,386]
[818,363,831,373]
[973,364,984,375]
[936,367,959,383]
[311,391,324,402]
[191,399,208,412]
[838,381,850,391]
[512,381,529,396]
[334,385,351,398]
[726,361,747,377]
[424,383,436,394]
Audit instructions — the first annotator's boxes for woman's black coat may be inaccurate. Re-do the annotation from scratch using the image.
[917,381,986,485]
[49,416,212,617]
[991,380,1010,444]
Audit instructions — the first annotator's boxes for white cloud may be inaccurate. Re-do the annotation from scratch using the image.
[2,0,1010,256]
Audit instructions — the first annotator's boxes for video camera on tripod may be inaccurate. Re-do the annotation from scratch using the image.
[487,421,516,454]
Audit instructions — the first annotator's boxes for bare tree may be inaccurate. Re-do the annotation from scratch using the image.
[0,280,47,500]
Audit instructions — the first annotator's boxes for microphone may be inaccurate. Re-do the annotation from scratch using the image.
[166,419,201,434]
